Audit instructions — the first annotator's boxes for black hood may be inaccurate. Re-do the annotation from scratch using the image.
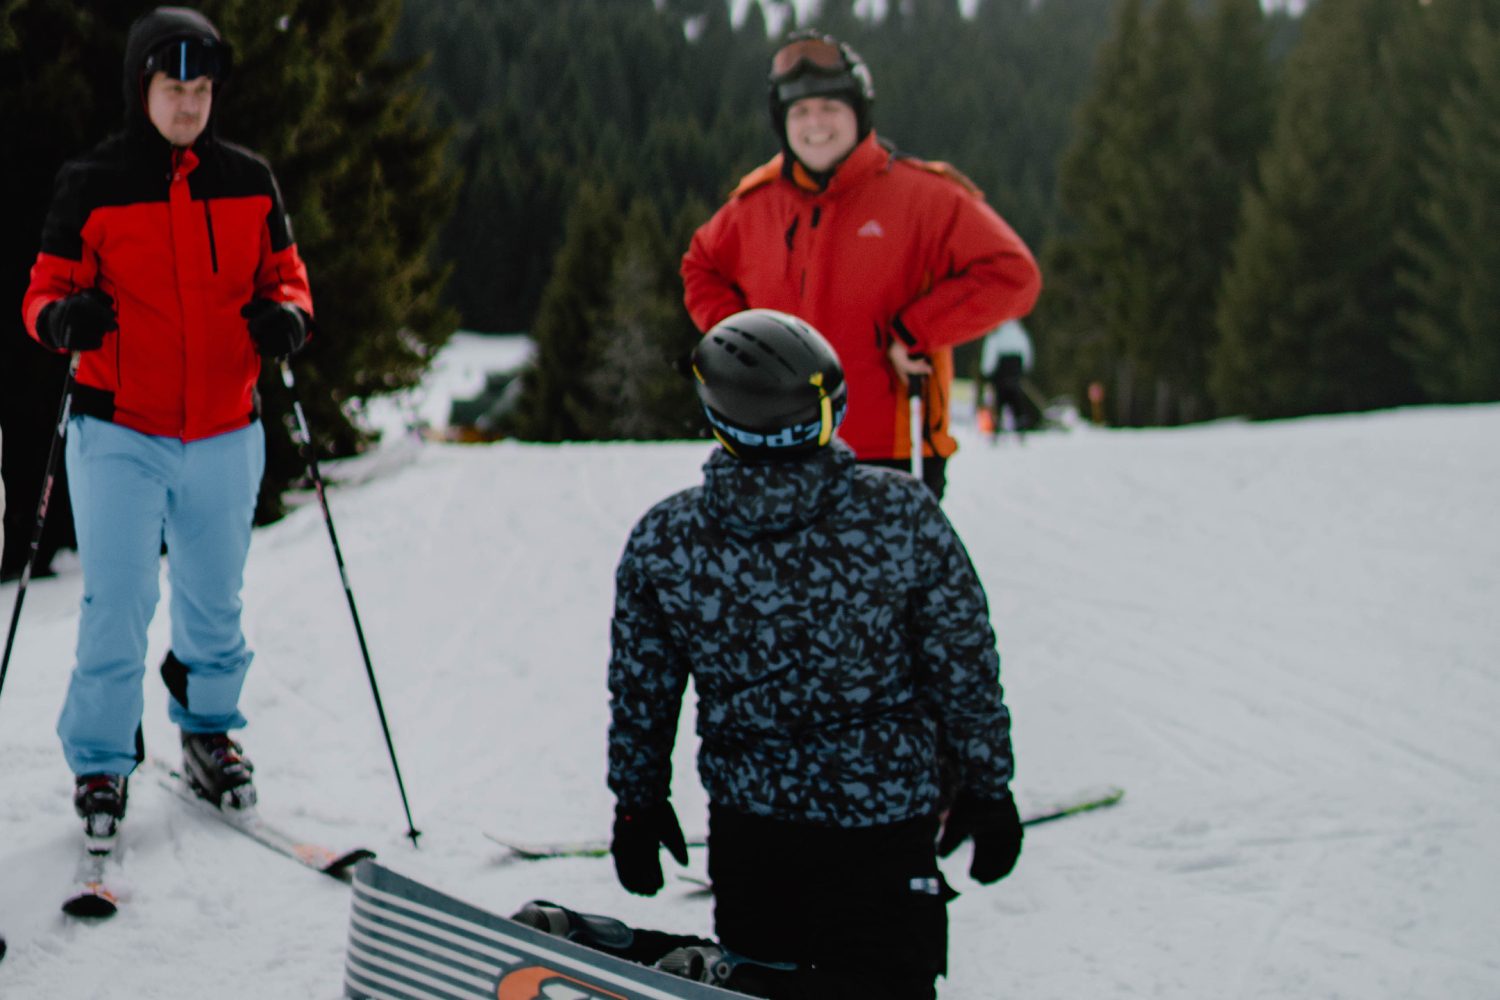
[122,6,229,140]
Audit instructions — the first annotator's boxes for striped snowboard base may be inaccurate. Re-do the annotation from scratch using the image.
[344,861,740,1000]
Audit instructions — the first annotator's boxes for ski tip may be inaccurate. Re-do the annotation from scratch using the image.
[322,848,378,880]
[62,891,119,919]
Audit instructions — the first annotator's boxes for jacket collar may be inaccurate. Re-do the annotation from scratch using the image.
[781,131,890,195]
[700,440,855,538]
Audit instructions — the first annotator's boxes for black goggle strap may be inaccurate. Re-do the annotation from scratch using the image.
[774,70,859,108]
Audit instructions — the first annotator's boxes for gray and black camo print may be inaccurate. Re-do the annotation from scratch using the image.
[607,440,1014,829]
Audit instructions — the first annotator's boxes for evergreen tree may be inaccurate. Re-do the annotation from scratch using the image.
[1398,21,1500,402]
[1169,0,1274,422]
[972,0,1121,244]
[1212,0,1420,419]
[506,181,623,441]
[208,0,457,520]
[1040,0,1153,420]
[586,198,706,440]
[0,0,122,575]
[1128,0,1214,425]
[1046,0,1211,425]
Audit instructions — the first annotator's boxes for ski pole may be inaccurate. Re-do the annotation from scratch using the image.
[279,359,421,847]
[1,353,79,706]
[908,370,927,486]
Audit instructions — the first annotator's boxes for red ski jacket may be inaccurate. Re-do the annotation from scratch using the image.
[22,134,313,442]
[682,133,1040,461]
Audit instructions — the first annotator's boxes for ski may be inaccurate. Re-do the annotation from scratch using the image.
[61,841,123,918]
[1020,786,1124,827]
[484,831,707,862]
[484,787,1123,862]
[147,758,375,882]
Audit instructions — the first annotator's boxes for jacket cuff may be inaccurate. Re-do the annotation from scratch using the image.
[891,314,919,349]
[34,301,67,353]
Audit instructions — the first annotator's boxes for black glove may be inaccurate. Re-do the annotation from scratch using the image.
[242,298,309,358]
[39,289,117,352]
[936,790,1023,884]
[611,800,689,896]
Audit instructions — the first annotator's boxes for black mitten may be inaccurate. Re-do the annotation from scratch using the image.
[937,790,1023,884]
[611,800,689,896]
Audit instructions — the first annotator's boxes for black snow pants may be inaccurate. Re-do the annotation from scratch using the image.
[707,804,953,1000]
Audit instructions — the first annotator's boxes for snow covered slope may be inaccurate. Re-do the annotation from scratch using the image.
[2,404,1497,999]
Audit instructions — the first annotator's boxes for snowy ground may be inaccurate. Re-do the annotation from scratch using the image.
[2,384,1498,999]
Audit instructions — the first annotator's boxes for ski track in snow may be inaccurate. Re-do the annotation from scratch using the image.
[3,402,1499,998]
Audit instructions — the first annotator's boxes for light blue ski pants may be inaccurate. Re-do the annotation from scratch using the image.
[58,416,265,777]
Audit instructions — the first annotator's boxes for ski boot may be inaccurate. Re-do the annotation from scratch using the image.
[181,731,256,810]
[509,900,636,952]
[655,944,733,983]
[656,945,801,990]
[73,773,128,850]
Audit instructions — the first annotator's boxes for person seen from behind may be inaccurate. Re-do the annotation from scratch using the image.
[606,310,1021,999]
[979,318,1037,440]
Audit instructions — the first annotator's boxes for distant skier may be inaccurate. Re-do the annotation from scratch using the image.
[979,319,1038,440]
[606,310,1022,999]
[21,7,314,840]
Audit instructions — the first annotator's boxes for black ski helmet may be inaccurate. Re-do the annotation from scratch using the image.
[692,309,848,463]
[767,30,875,145]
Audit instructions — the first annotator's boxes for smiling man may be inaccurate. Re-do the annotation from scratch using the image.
[682,30,1041,500]
[22,7,314,845]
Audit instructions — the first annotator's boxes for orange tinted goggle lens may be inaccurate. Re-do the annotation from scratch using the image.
[771,38,845,78]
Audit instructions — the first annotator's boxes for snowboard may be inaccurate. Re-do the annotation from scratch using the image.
[345,861,743,999]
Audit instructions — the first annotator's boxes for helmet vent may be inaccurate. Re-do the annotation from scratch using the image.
[739,331,799,377]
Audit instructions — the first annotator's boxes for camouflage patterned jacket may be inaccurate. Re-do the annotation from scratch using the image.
[607,440,1014,828]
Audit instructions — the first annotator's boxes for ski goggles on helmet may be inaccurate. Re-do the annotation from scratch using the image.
[770,36,849,81]
[143,36,228,81]
[769,34,872,110]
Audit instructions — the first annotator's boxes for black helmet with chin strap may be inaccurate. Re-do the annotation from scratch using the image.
[692,309,848,463]
[767,30,875,146]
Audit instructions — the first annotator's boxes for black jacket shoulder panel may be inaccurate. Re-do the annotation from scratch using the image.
[37,135,291,258]
[189,141,276,201]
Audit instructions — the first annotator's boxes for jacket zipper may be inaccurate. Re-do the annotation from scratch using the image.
[799,205,823,299]
[203,200,219,273]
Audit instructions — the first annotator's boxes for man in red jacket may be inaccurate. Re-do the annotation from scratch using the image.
[21,7,313,843]
[682,30,1041,499]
